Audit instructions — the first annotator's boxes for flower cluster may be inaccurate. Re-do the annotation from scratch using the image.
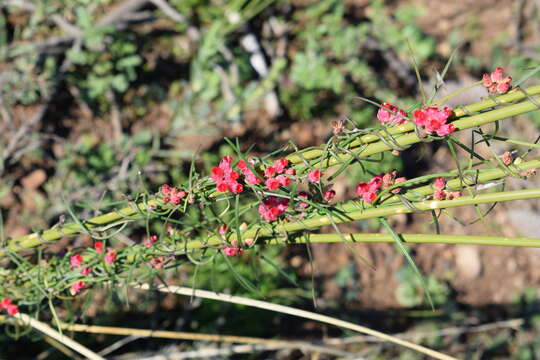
[263,158,295,190]
[432,177,462,200]
[258,196,289,221]
[356,171,406,203]
[238,158,261,185]
[483,67,512,94]
[1,298,18,315]
[413,106,455,136]
[161,184,186,205]
[211,156,244,193]
[377,103,408,126]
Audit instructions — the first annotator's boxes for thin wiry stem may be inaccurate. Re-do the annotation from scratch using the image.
[133,283,458,360]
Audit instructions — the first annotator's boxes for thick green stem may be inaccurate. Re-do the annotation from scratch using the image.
[190,188,540,249]
[287,86,540,165]
[264,233,540,247]
[295,96,540,169]
[0,200,157,256]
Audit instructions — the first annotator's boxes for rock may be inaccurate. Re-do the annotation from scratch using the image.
[455,245,482,280]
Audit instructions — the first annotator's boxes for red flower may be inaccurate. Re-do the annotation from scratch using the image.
[258,196,289,221]
[94,241,104,254]
[276,175,291,187]
[150,256,165,269]
[265,177,281,190]
[104,251,117,264]
[434,177,446,190]
[1,299,19,316]
[377,103,408,126]
[219,224,228,234]
[355,182,369,195]
[362,191,377,203]
[273,158,289,173]
[70,281,86,295]
[483,67,512,94]
[308,169,322,183]
[211,157,244,193]
[224,247,244,257]
[6,304,18,315]
[264,166,277,178]
[70,254,83,267]
[324,190,336,201]
[145,235,158,247]
[413,107,455,136]
[81,267,92,276]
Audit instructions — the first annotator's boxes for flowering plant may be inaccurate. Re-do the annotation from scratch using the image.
[1,67,540,359]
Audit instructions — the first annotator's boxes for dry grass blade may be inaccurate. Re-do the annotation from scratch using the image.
[59,322,355,358]
[133,283,458,360]
[7,313,105,360]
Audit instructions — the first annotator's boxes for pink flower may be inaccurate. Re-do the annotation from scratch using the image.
[211,157,244,193]
[433,190,446,200]
[1,299,19,315]
[308,169,322,183]
[224,247,236,256]
[273,158,289,173]
[81,267,92,276]
[224,247,244,257]
[70,281,86,295]
[258,196,289,221]
[265,177,281,190]
[434,177,446,190]
[298,191,309,209]
[6,304,18,315]
[245,173,261,185]
[238,159,261,185]
[145,235,158,248]
[446,191,462,200]
[355,182,369,195]
[502,151,513,165]
[276,175,290,187]
[70,254,83,267]
[104,251,117,264]
[161,184,171,195]
[377,103,408,126]
[324,190,336,202]
[1,298,12,309]
[94,241,103,254]
[482,67,512,94]
[219,224,228,234]
[362,191,377,203]
[265,166,277,178]
[392,177,406,194]
[150,256,165,269]
[413,107,455,136]
[161,184,186,205]
[368,175,383,191]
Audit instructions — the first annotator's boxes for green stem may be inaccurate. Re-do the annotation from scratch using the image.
[264,233,540,247]
[190,188,540,249]
[0,200,157,256]
[296,96,540,170]
[287,86,540,165]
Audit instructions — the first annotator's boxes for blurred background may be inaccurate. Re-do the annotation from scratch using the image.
[2,0,540,358]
